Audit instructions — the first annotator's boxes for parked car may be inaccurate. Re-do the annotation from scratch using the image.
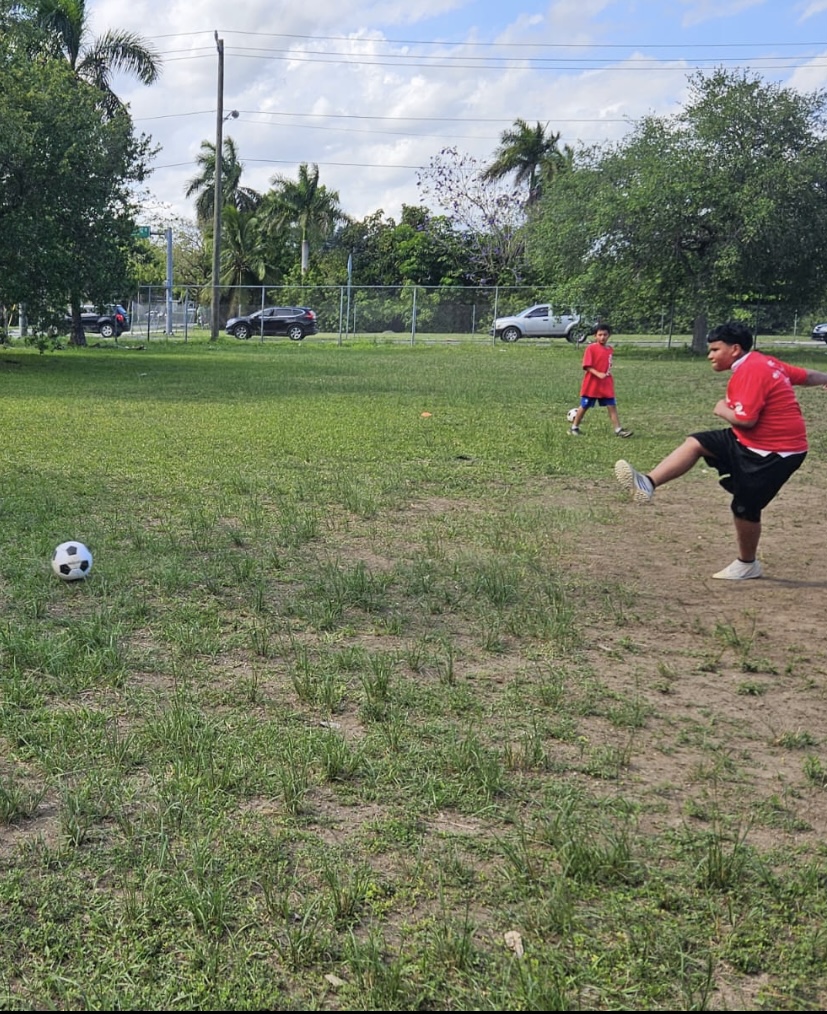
[490,304,587,343]
[64,304,131,338]
[811,322,827,342]
[225,306,318,341]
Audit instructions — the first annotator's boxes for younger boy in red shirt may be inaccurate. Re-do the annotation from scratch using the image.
[569,324,632,437]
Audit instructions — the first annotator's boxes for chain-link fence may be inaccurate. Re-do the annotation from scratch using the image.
[133,284,595,343]
[129,285,203,340]
[1,286,822,345]
[127,284,824,346]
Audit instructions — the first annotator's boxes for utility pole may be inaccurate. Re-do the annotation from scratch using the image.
[210,32,224,341]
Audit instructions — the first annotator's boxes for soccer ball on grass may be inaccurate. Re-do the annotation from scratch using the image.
[51,541,93,581]
[566,407,579,423]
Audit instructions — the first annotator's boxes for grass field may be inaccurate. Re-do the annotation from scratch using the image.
[1,336,827,1011]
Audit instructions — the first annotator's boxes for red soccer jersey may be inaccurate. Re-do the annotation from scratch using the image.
[726,351,809,453]
[580,342,615,399]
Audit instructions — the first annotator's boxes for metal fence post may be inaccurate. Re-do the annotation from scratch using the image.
[410,286,417,345]
[345,254,352,344]
[165,227,173,335]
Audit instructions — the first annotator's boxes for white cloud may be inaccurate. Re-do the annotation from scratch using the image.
[546,0,616,36]
[785,48,827,90]
[679,0,765,28]
[797,0,827,20]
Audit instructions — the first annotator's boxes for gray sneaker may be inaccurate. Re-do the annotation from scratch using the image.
[614,459,654,504]
[568,426,581,436]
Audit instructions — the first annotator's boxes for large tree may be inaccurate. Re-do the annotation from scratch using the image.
[4,0,160,343]
[528,70,827,347]
[0,42,153,339]
[264,163,347,276]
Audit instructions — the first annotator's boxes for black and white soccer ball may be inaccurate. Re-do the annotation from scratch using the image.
[51,541,93,581]
[566,407,579,423]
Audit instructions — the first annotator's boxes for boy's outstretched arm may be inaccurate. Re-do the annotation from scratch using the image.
[803,368,827,387]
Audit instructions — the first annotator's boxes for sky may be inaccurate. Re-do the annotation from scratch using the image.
[85,0,827,229]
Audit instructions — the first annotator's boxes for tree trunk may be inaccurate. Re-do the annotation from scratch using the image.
[691,313,707,355]
[69,300,87,347]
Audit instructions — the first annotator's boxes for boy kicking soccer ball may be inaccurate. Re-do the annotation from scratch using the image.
[615,320,827,580]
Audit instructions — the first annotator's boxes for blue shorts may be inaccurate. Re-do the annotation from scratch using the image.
[580,396,616,409]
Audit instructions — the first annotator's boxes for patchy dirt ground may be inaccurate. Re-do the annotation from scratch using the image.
[564,458,827,847]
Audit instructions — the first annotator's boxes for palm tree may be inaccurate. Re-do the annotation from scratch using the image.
[265,163,347,275]
[27,0,161,117]
[482,119,565,204]
[185,137,261,229]
[219,207,270,317]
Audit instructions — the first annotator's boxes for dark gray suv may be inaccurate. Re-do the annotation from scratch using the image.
[225,306,318,341]
[64,304,131,338]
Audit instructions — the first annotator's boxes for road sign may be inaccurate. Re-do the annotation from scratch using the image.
[133,226,151,239]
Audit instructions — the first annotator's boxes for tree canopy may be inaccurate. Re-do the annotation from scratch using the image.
[1,1,160,343]
[527,70,827,343]
[0,39,153,333]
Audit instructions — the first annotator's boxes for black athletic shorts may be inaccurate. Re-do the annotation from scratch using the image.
[691,428,806,523]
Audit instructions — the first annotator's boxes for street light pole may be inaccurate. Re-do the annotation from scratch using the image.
[165,226,173,335]
[210,32,224,341]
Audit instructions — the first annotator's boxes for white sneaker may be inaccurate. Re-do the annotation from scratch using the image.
[568,426,581,436]
[614,459,654,504]
[712,559,763,580]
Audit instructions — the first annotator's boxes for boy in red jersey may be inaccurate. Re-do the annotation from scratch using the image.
[615,321,827,580]
[569,324,632,437]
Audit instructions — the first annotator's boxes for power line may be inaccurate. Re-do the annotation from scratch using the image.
[134,109,634,125]
[144,28,827,52]
[151,158,428,171]
[133,109,634,148]
[154,44,827,73]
